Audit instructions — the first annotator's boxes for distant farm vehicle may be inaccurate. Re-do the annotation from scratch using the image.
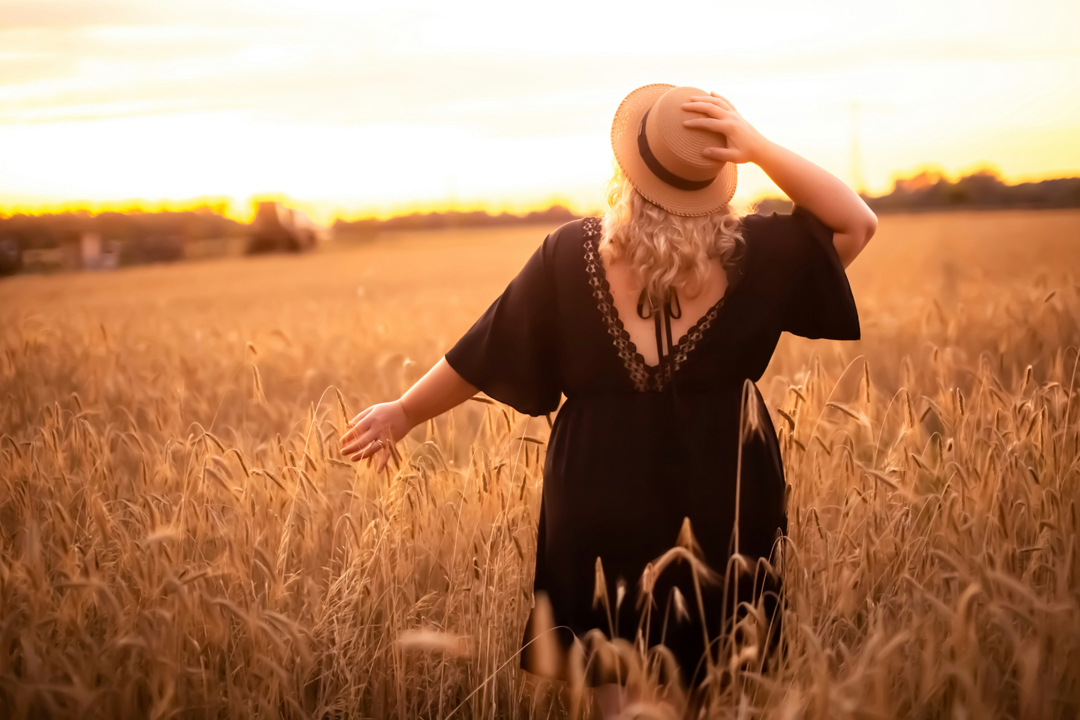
[247,202,318,254]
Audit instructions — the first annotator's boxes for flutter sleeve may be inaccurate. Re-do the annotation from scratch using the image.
[444,232,562,416]
[775,205,861,341]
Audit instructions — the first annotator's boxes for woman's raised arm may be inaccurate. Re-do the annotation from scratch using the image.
[682,93,877,268]
[339,357,478,471]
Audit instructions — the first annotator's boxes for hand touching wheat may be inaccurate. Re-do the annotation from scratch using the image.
[339,401,409,472]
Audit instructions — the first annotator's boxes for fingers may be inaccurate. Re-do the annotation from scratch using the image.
[702,146,740,163]
[348,437,383,462]
[682,100,731,120]
[340,423,364,446]
[342,425,378,456]
[344,441,399,476]
[708,91,737,110]
[346,407,373,429]
[338,402,403,472]
[340,413,374,445]
[688,93,735,112]
[685,94,734,113]
[682,117,737,134]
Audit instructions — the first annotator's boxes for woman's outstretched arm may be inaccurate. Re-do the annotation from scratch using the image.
[682,93,878,268]
[339,357,478,471]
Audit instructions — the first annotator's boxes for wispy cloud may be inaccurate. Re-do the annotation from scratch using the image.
[1,0,1078,215]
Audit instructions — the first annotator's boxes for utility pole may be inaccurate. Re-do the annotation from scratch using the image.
[849,101,866,196]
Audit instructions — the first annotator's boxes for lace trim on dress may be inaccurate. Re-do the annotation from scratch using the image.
[582,216,727,393]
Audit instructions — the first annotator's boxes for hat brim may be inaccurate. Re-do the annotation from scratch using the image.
[611,83,738,217]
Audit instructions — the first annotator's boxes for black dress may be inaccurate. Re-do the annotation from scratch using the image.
[445,207,860,688]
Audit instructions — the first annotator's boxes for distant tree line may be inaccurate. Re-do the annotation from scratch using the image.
[6,170,1078,249]
[865,169,1080,213]
[332,170,1080,238]
[1,168,1077,265]
[0,209,246,251]
[754,169,1080,216]
[332,205,580,238]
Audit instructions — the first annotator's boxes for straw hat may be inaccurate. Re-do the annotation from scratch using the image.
[611,84,738,217]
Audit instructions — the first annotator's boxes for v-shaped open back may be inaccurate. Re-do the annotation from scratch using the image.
[581,216,737,392]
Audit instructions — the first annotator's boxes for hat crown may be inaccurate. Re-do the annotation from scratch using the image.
[644,86,726,183]
[610,82,737,217]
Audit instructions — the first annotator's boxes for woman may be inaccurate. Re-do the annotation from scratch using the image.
[340,84,876,714]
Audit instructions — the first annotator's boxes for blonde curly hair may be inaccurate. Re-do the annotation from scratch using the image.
[599,164,745,310]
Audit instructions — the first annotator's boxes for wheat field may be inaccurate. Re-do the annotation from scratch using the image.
[1,209,1079,719]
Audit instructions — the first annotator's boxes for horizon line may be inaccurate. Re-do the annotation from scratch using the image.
[3,166,1077,226]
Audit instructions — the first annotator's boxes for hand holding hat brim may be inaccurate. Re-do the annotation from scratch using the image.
[610,84,738,217]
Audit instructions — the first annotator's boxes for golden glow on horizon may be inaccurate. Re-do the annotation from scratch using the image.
[3,161,1075,226]
[1,0,1078,223]
[0,193,600,225]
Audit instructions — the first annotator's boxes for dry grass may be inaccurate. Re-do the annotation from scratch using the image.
[1,210,1079,719]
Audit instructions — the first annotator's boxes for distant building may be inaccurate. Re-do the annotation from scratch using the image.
[247,202,317,254]
[99,240,121,270]
[81,232,101,266]
[53,232,102,270]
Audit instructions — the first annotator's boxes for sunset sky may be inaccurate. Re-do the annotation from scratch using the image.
[1,0,1078,222]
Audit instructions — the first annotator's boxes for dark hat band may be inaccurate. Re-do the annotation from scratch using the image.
[637,109,716,192]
